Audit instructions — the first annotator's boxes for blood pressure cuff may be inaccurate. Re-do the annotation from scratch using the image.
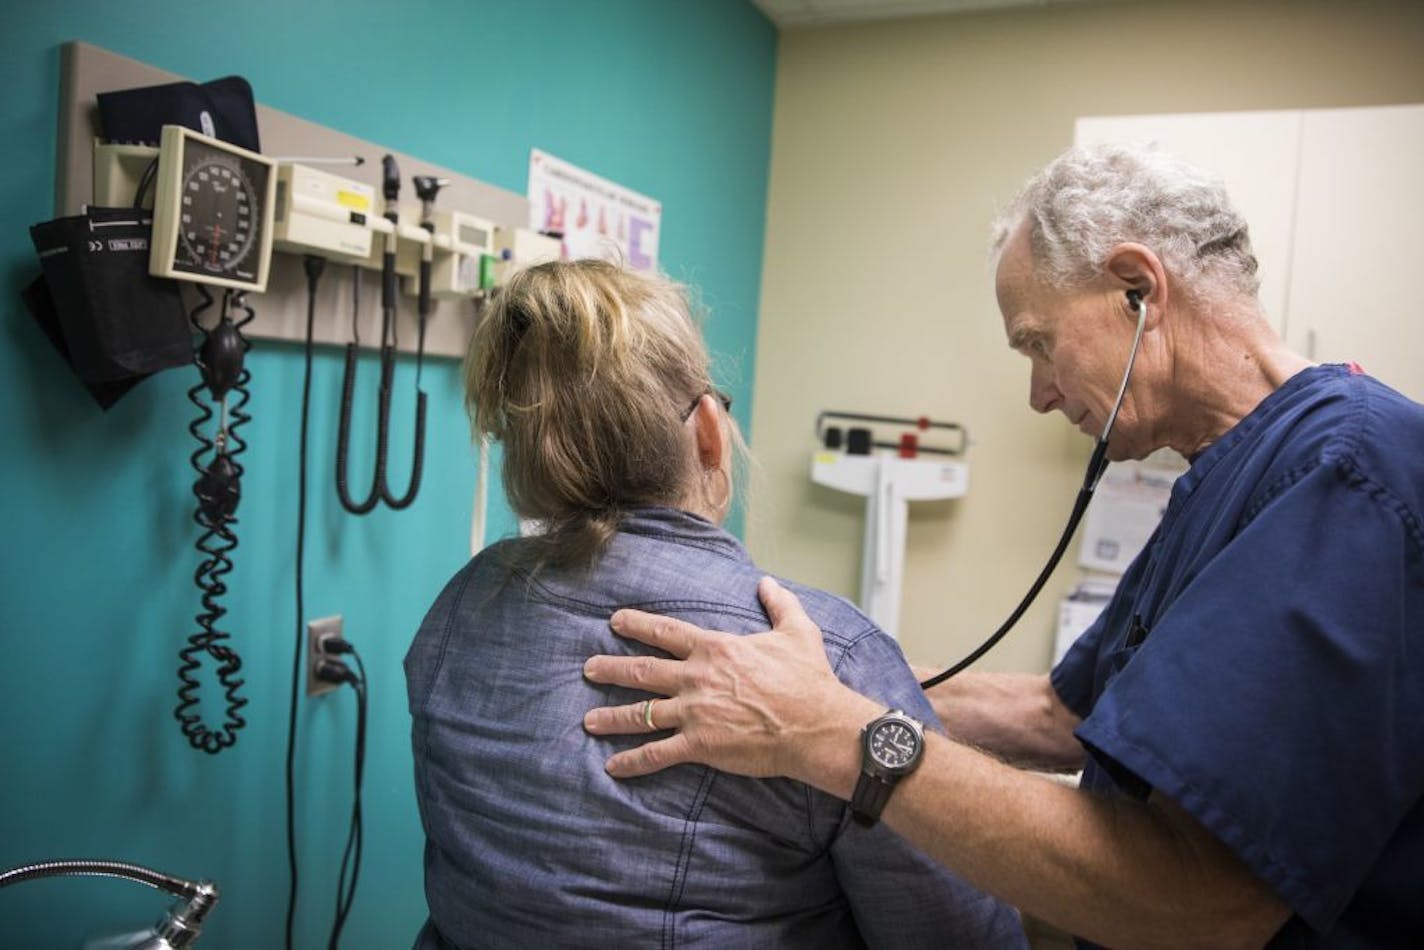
[28,207,192,397]
[97,75,259,151]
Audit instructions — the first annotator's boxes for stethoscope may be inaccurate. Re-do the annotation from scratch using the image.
[919,289,1148,690]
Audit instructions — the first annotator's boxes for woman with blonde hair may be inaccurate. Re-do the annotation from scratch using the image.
[405,259,1022,949]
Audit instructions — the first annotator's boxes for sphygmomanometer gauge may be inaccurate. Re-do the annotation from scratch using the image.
[150,125,276,293]
[178,153,258,274]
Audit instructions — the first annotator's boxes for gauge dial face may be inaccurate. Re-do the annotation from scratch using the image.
[172,139,269,283]
[868,720,920,770]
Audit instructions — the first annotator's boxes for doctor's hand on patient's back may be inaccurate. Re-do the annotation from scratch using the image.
[583,577,882,796]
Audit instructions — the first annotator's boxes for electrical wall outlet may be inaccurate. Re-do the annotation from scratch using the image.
[306,615,345,697]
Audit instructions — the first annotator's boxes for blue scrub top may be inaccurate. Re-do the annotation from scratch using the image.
[1052,365,1424,947]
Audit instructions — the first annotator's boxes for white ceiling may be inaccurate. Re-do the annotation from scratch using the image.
[751,0,1123,28]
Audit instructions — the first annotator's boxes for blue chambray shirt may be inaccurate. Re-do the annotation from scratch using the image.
[406,506,1024,949]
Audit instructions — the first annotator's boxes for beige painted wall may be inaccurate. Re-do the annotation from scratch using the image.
[746,0,1424,674]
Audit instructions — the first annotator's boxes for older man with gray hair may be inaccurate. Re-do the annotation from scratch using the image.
[583,143,1424,948]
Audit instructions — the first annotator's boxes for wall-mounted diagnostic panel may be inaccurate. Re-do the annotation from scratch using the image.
[394,208,497,298]
[150,124,277,292]
[61,42,535,357]
[272,163,375,261]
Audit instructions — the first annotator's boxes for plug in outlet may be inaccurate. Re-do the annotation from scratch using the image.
[307,615,345,697]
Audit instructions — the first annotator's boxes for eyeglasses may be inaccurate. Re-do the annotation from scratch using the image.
[682,389,733,421]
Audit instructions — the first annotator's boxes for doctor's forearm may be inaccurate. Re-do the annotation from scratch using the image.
[923,671,1085,770]
[874,733,1290,949]
[776,698,1285,949]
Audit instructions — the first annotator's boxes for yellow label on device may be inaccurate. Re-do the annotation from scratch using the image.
[814,452,839,464]
[336,190,371,212]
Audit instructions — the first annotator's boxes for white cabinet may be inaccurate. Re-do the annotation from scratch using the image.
[1287,106,1424,401]
[1075,105,1424,402]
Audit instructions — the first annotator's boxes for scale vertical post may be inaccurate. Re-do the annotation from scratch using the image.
[860,458,913,637]
[814,452,969,640]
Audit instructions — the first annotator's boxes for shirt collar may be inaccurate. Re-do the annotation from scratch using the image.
[1173,362,1345,497]
[617,506,749,563]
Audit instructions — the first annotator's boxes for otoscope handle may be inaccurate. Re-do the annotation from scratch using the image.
[381,154,400,203]
[379,156,399,313]
[418,258,432,318]
[379,345,396,392]
[382,251,397,313]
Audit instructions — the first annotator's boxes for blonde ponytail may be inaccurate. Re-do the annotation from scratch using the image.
[465,260,715,569]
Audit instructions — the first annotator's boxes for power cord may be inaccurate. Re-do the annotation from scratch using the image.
[132,156,159,209]
[287,254,326,950]
[314,641,367,950]
[289,256,368,949]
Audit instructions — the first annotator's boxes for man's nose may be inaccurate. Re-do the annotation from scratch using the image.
[1029,363,1059,414]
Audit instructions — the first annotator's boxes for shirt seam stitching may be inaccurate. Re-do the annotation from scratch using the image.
[1077,720,1329,929]
[1241,454,1424,561]
[510,567,863,649]
[416,566,478,712]
[662,766,716,949]
[412,566,478,813]
[1338,382,1424,555]
[817,641,864,844]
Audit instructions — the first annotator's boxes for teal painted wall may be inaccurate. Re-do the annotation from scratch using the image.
[0,2,776,946]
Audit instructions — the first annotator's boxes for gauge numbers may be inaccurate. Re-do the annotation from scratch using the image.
[176,149,261,280]
[150,125,276,293]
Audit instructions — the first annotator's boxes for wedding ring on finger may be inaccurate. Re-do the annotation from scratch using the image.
[641,698,660,731]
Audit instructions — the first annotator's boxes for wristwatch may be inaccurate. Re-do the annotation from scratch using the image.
[850,709,925,827]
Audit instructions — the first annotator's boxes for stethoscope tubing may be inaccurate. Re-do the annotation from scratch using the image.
[919,296,1149,689]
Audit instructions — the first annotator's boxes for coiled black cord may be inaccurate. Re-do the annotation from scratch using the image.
[334,264,427,514]
[376,333,426,510]
[335,343,382,513]
[226,293,256,463]
[335,266,381,514]
[175,287,249,753]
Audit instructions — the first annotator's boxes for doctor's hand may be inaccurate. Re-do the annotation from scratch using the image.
[583,577,879,793]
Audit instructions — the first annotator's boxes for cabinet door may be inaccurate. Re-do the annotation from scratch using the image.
[1075,111,1303,336]
[1286,105,1424,402]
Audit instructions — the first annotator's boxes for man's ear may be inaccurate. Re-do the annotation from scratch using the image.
[691,395,726,470]
[1104,242,1168,327]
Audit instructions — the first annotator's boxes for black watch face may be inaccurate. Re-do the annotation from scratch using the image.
[869,719,920,770]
